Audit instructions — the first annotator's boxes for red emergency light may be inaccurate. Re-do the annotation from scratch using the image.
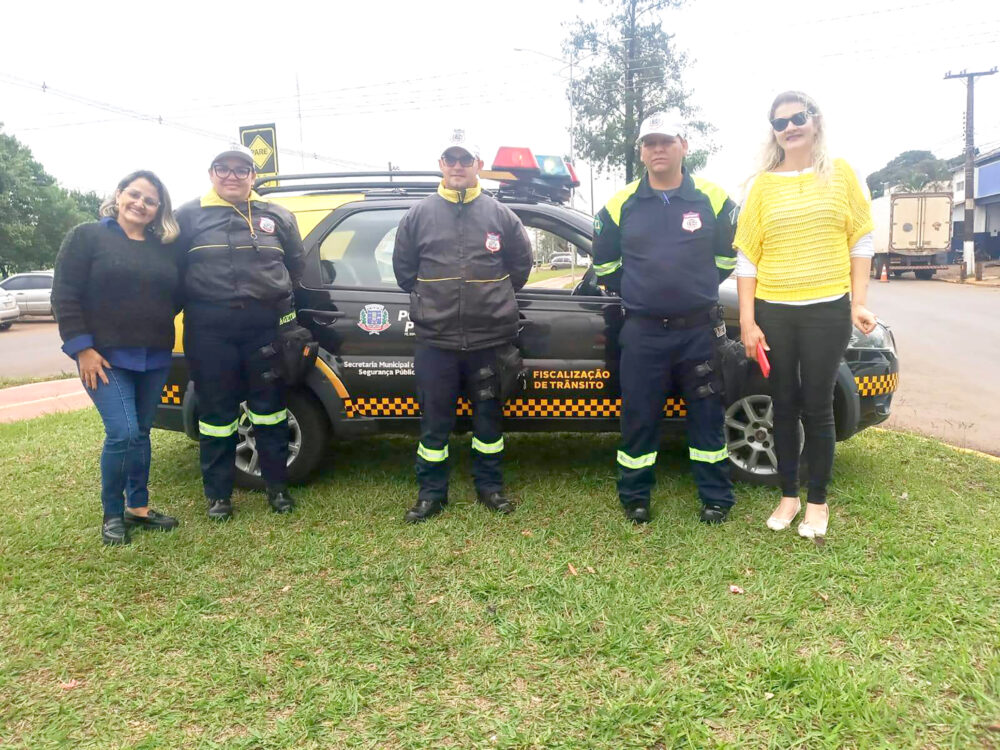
[492,147,540,173]
[565,160,581,188]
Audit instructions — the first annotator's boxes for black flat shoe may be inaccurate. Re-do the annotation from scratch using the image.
[476,491,514,515]
[101,517,130,545]
[404,498,446,524]
[207,498,233,521]
[124,508,179,531]
[699,503,731,524]
[624,504,651,524]
[267,488,295,514]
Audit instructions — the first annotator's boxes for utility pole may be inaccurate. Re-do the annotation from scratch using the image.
[296,73,305,171]
[945,67,997,281]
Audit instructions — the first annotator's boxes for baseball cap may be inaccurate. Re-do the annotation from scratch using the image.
[210,143,255,168]
[441,128,481,160]
[636,112,686,144]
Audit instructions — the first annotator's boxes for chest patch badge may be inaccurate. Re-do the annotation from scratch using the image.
[681,212,702,232]
[358,304,391,335]
[485,232,502,253]
[258,216,276,234]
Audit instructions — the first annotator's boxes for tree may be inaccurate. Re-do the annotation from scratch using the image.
[0,125,96,276]
[866,150,954,199]
[563,0,710,183]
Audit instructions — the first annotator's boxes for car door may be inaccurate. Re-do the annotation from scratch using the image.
[24,275,53,315]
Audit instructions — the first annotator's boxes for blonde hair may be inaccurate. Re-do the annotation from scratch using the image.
[98,170,180,243]
[754,90,831,181]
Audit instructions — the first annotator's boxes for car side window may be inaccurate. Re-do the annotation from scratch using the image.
[1,277,27,290]
[28,276,53,290]
[318,208,408,289]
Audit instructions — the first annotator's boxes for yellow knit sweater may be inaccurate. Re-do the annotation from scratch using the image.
[734,158,873,301]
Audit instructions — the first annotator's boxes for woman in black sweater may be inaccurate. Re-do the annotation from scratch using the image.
[52,170,182,545]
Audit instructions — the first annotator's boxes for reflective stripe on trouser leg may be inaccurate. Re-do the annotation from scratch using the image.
[471,436,504,454]
[414,344,460,502]
[246,409,287,425]
[199,419,239,437]
[617,317,674,508]
[683,386,734,508]
[469,362,505,495]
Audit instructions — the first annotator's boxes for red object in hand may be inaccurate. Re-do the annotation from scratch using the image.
[756,341,771,378]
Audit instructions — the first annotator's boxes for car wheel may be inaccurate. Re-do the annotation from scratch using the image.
[234,389,329,489]
[724,393,804,486]
[0,322,11,331]
[914,269,936,280]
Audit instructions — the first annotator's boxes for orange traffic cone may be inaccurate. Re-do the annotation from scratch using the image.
[879,264,889,283]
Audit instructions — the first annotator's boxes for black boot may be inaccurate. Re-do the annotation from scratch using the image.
[101,516,131,545]
[267,487,295,514]
[404,498,446,524]
[207,497,233,521]
[699,503,730,524]
[623,503,651,524]
[124,508,179,531]
[476,490,514,515]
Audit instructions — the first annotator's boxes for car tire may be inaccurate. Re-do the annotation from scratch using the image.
[724,391,805,486]
[914,269,935,280]
[234,388,330,489]
[0,322,11,331]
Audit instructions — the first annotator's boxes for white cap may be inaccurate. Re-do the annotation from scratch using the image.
[441,128,481,159]
[636,112,686,143]
[210,143,255,168]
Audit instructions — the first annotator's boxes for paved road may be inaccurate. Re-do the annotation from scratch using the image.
[0,319,70,379]
[868,278,1000,455]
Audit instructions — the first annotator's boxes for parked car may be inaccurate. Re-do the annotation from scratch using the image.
[0,271,54,317]
[549,253,574,270]
[0,288,19,330]
[153,150,899,489]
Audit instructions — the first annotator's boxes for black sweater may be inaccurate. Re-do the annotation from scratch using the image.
[52,222,181,351]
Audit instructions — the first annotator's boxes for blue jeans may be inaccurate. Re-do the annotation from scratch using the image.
[84,366,170,519]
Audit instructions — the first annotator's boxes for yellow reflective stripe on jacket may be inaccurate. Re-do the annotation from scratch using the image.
[199,419,239,437]
[465,275,510,283]
[594,259,623,276]
[417,276,461,282]
[189,244,284,253]
[617,450,657,469]
[689,446,729,463]
[715,255,736,269]
[471,436,504,454]
[417,443,449,462]
[247,409,287,425]
[692,176,728,216]
[604,179,642,226]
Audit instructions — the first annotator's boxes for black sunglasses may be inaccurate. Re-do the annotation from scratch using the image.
[212,163,253,179]
[441,153,476,168]
[770,110,812,132]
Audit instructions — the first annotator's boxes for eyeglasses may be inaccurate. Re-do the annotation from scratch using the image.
[441,154,476,168]
[123,188,160,208]
[770,110,812,132]
[212,164,253,179]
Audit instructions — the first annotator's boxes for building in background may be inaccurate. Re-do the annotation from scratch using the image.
[953,147,1000,260]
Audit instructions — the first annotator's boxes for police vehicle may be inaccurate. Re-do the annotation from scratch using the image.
[153,148,900,487]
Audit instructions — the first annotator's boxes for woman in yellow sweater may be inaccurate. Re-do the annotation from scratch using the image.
[734,91,876,539]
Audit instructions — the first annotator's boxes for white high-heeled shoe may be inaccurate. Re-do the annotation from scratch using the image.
[766,498,801,531]
[797,507,829,538]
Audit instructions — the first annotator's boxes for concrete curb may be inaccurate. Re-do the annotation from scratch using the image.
[0,377,92,424]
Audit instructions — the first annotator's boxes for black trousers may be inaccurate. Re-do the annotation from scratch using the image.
[754,295,852,504]
[414,343,504,502]
[184,301,287,501]
[617,317,734,509]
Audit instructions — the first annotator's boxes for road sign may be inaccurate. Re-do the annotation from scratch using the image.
[239,124,278,181]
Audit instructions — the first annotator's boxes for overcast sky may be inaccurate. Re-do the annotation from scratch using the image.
[2,0,998,211]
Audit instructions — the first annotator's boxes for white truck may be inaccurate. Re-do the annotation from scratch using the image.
[871,190,953,280]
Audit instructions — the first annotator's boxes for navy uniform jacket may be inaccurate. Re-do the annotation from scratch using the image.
[592,169,737,318]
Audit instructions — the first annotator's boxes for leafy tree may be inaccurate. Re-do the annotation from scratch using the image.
[866,150,953,199]
[564,0,710,183]
[0,125,95,276]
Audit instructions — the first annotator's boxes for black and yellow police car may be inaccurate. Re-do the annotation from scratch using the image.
[153,148,900,487]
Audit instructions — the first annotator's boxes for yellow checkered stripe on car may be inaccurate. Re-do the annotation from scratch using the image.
[855,373,898,397]
[160,384,182,405]
[344,396,687,418]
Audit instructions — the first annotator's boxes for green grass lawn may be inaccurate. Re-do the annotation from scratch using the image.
[1,412,998,748]
[526,267,583,285]
[0,372,75,390]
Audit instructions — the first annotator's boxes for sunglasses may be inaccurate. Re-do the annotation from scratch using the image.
[212,164,253,179]
[770,110,812,132]
[122,188,160,208]
[441,154,476,168]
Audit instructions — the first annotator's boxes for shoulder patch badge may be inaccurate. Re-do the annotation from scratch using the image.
[681,212,702,232]
[593,215,603,235]
[258,216,276,234]
[485,232,502,253]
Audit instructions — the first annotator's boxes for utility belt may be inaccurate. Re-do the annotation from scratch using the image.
[624,304,723,331]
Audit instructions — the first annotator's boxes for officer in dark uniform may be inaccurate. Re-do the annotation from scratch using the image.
[175,144,305,520]
[593,112,739,524]
[393,130,534,523]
